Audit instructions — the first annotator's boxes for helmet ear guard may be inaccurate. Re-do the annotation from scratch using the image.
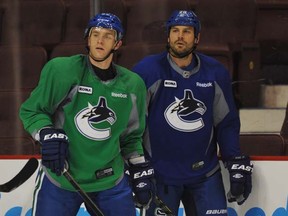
[194,33,200,44]
[84,13,124,41]
[166,10,201,37]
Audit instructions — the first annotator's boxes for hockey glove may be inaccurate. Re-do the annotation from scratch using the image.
[129,161,155,208]
[226,155,253,205]
[39,128,69,176]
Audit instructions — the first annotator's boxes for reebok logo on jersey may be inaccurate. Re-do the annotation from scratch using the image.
[78,86,92,94]
[196,82,213,87]
[164,80,177,88]
[111,92,127,98]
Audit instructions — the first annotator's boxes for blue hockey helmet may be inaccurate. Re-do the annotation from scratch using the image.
[84,13,124,41]
[166,10,201,37]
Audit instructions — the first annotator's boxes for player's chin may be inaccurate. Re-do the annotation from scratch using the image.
[172,45,187,51]
[91,52,107,59]
[173,49,187,56]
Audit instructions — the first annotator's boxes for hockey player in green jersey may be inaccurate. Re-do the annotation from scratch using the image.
[19,13,154,216]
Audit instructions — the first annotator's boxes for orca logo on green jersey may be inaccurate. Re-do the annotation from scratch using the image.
[164,89,206,132]
[74,97,117,140]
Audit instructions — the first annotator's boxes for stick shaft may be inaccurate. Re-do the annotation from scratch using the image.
[154,195,175,216]
[0,157,39,192]
[63,170,104,216]
[140,207,146,216]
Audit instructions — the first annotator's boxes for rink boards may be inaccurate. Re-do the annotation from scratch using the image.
[0,156,287,216]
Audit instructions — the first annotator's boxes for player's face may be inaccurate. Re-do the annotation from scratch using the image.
[168,26,197,57]
[88,27,120,61]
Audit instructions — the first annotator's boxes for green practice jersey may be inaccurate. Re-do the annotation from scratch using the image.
[19,54,146,192]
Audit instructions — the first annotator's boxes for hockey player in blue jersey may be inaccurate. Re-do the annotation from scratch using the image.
[132,10,253,216]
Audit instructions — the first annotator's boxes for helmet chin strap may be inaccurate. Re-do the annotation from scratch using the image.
[89,49,115,62]
[168,46,195,59]
[88,41,119,63]
[167,37,198,59]
[167,42,198,59]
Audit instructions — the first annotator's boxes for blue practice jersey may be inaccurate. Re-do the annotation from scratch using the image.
[132,51,241,185]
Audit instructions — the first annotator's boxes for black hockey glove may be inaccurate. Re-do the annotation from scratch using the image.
[39,128,69,176]
[129,161,155,208]
[226,155,253,205]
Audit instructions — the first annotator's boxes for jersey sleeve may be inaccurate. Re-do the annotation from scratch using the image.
[19,58,77,137]
[119,71,147,159]
[213,69,241,161]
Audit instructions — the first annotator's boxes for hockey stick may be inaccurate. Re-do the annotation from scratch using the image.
[0,157,39,192]
[62,169,104,216]
[134,195,175,216]
[154,195,175,216]
[140,207,146,216]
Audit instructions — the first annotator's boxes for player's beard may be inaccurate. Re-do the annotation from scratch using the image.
[168,42,195,59]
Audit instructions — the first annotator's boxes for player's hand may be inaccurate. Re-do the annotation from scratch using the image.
[39,128,69,176]
[226,155,253,205]
[129,161,155,208]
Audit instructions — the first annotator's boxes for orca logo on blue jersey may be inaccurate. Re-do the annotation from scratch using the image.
[74,97,117,140]
[164,89,206,132]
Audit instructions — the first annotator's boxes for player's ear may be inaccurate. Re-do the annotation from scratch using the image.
[87,37,91,47]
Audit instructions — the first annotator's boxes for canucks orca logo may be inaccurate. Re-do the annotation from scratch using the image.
[164,89,206,132]
[75,97,117,140]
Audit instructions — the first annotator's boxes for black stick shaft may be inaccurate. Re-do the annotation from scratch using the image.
[63,170,104,216]
[154,195,175,216]
[140,207,146,216]
[0,157,39,192]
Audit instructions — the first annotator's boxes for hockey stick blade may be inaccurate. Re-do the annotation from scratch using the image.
[0,157,39,193]
[140,207,146,216]
[134,195,175,216]
[63,169,104,216]
[154,195,175,216]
